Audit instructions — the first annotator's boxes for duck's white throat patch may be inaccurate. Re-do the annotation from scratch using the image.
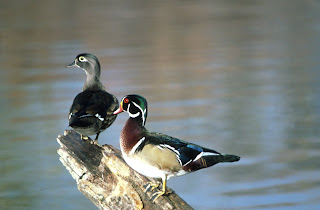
[127,104,140,118]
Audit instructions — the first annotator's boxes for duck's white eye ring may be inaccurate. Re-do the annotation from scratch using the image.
[78,56,87,62]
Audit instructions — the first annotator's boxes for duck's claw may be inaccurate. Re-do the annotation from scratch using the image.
[151,190,165,202]
[91,139,98,145]
[144,182,160,193]
[81,134,90,141]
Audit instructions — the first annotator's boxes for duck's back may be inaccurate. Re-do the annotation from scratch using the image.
[69,90,118,130]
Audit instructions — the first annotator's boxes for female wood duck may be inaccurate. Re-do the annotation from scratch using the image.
[66,53,119,144]
[113,94,240,202]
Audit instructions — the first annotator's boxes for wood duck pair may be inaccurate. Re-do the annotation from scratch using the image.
[67,53,240,202]
[67,53,118,145]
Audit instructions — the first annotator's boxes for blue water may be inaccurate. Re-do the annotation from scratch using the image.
[1,1,320,209]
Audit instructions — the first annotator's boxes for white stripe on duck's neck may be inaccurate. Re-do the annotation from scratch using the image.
[127,103,146,126]
[132,101,146,126]
[128,104,140,118]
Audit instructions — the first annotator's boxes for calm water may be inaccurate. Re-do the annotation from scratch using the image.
[1,1,320,209]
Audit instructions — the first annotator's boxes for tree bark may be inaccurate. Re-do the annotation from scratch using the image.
[57,130,193,210]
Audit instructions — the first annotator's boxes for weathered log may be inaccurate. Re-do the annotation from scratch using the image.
[57,130,193,210]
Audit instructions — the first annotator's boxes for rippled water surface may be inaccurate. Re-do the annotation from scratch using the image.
[1,1,320,209]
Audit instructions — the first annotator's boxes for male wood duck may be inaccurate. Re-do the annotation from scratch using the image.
[66,53,119,144]
[113,94,240,202]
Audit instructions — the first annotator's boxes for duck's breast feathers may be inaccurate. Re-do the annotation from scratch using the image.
[145,132,221,166]
[69,90,119,123]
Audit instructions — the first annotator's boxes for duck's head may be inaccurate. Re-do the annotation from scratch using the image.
[114,94,148,126]
[66,53,101,78]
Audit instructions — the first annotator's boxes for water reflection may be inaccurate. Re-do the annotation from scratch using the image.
[1,0,320,209]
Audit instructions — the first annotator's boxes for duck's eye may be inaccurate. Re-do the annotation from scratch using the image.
[78,56,86,62]
[123,98,129,103]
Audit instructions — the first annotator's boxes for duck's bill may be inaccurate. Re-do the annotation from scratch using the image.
[113,106,124,115]
[66,60,77,68]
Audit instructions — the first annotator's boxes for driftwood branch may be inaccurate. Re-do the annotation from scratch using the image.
[57,130,193,210]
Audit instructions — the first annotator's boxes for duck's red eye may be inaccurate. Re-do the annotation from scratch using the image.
[123,98,129,103]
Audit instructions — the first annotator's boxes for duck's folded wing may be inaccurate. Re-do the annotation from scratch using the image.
[147,132,221,166]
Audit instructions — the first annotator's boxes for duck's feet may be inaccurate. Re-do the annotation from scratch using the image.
[80,135,99,145]
[81,135,90,142]
[151,189,166,202]
[145,178,171,202]
[144,181,161,193]
[90,139,99,145]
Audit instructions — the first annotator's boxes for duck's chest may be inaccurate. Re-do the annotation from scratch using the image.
[120,119,144,154]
